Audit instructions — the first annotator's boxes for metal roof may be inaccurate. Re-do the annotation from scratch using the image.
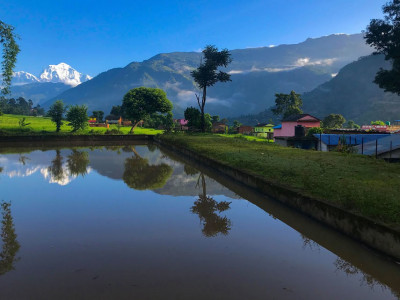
[313,134,390,146]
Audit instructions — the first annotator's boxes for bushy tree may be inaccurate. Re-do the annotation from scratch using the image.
[0,21,20,95]
[211,115,220,123]
[121,87,173,132]
[322,114,346,129]
[365,0,400,95]
[184,106,201,129]
[371,120,386,126]
[48,100,66,132]
[66,105,89,131]
[92,110,104,123]
[345,120,360,129]
[164,111,174,132]
[191,45,232,132]
[272,91,303,119]
[204,113,212,132]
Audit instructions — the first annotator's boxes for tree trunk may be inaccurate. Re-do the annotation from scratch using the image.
[130,120,143,133]
[201,87,207,133]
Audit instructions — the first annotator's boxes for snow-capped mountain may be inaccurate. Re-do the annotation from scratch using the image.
[12,63,92,87]
[39,63,92,87]
[12,71,40,85]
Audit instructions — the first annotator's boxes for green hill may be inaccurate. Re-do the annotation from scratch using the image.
[302,54,400,124]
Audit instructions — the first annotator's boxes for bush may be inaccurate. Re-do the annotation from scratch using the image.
[307,127,324,137]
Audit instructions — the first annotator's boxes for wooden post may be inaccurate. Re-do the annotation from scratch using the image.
[361,138,364,154]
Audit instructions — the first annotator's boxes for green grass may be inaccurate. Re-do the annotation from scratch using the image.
[217,133,274,143]
[0,114,163,135]
[160,133,400,228]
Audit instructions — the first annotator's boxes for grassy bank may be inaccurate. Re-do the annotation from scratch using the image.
[160,133,400,228]
[0,114,162,135]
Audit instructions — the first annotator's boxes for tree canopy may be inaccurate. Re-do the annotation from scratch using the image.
[365,0,400,95]
[191,45,232,132]
[122,149,173,190]
[48,100,66,132]
[272,91,303,119]
[0,21,20,95]
[121,87,172,132]
[322,114,346,129]
[66,105,89,131]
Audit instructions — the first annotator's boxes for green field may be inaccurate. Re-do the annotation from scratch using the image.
[160,133,400,228]
[0,114,163,135]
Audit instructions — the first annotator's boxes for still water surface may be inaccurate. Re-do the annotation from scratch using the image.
[0,145,399,300]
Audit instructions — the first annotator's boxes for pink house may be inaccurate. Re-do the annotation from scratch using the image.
[274,114,321,138]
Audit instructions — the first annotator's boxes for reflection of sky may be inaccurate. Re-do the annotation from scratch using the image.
[0,146,399,299]
[0,151,92,186]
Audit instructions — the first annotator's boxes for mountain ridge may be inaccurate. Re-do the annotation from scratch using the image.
[43,33,373,116]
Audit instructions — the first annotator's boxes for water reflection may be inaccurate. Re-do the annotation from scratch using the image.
[191,173,232,237]
[0,201,20,276]
[67,150,90,177]
[48,150,64,182]
[122,147,173,190]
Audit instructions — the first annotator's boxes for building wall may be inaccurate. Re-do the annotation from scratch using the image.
[274,121,320,137]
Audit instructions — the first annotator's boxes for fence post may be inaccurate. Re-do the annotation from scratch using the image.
[390,141,393,160]
[362,138,364,154]
[375,139,378,159]
[320,132,322,151]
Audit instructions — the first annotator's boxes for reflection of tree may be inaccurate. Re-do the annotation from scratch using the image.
[184,164,199,176]
[48,150,64,182]
[18,155,29,165]
[0,201,20,276]
[334,257,400,298]
[67,150,89,177]
[123,147,173,190]
[191,173,232,237]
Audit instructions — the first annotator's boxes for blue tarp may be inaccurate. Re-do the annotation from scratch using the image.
[273,124,282,129]
[313,134,390,146]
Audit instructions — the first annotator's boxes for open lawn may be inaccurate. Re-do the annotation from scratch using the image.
[0,114,163,135]
[160,133,400,228]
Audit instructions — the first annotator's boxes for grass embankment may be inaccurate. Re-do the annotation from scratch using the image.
[0,114,162,135]
[160,134,400,228]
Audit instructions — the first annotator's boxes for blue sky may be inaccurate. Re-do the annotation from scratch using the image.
[1,0,385,76]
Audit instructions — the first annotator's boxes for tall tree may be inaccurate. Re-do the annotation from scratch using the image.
[365,0,400,95]
[272,91,303,119]
[191,45,232,132]
[48,100,66,132]
[0,21,20,95]
[121,87,173,132]
[66,105,89,131]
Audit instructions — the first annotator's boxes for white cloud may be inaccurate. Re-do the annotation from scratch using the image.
[294,57,337,67]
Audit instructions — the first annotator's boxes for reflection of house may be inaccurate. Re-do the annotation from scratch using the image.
[212,122,228,134]
[274,114,321,138]
[237,125,253,135]
[254,124,274,139]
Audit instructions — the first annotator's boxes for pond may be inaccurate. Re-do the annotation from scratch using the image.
[0,144,399,300]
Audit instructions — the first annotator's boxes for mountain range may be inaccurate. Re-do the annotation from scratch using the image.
[34,33,372,116]
[9,33,397,123]
[9,63,92,104]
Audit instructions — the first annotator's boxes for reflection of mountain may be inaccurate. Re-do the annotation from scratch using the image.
[0,149,91,186]
[0,202,20,276]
